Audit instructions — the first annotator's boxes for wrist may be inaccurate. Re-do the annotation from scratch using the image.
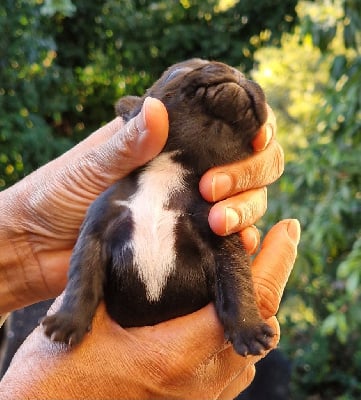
[0,189,43,313]
[0,232,33,313]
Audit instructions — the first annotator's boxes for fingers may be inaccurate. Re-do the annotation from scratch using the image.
[252,104,277,152]
[252,219,301,319]
[208,188,267,236]
[18,98,169,231]
[240,225,260,255]
[199,140,284,203]
[82,97,169,187]
[41,97,168,204]
[199,102,282,204]
[130,305,280,399]
[200,103,283,238]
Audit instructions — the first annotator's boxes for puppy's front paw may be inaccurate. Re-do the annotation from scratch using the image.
[42,312,91,346]
[226,321,275,356]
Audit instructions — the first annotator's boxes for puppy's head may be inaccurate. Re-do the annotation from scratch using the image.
[116,59,267,171]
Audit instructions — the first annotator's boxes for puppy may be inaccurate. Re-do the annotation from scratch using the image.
[42,59,274,356]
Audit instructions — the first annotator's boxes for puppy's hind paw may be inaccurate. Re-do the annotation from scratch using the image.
[227,322,275,357]
[42,312,90,346]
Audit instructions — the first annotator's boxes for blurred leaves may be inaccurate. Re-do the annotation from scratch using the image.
[40,0,76,17]
[0,0,297,188]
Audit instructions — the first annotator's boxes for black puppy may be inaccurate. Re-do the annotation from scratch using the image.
[42,59,274,356]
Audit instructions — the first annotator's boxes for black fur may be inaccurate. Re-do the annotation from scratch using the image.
[42,59,274,355]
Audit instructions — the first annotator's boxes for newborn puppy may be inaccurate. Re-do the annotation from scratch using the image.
[42,59,274,356]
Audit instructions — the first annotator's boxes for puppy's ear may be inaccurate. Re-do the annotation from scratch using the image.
[115,96,143,122]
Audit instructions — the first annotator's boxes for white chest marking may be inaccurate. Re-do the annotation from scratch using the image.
[115,152,186,302]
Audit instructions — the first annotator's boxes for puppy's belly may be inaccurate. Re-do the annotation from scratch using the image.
[105,259,211,327]
[106,152,211,326]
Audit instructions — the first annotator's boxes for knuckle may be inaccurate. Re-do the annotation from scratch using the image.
[254,275,282,318]
[237,188,267,227]
[234,141,284,192]
[235,163,253,191]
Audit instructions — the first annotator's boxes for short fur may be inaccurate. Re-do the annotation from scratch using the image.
[42,59,274,356]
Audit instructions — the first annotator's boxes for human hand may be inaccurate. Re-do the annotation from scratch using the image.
[0,219,300,400]
[0,98,168,313]
[200,104,283,239]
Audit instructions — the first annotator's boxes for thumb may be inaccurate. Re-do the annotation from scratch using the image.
[14,97,168,237]
[86,97,169,186]
[252,219,301,319]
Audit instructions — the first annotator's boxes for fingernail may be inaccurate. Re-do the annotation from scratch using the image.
[225,207,240,234]
[252,123,273,151]
[286,219,301,244]
[136,97,151,135]
[261,123,273,150]
[211,173,233,201]
[241,225,259,254]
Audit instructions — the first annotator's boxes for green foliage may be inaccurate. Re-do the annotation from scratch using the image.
[0,0,297,189]
[0,0,76,187]
[41,0,76,17]
[255,1,361,397]
[252,29,330,158]
[100,0,297,75]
